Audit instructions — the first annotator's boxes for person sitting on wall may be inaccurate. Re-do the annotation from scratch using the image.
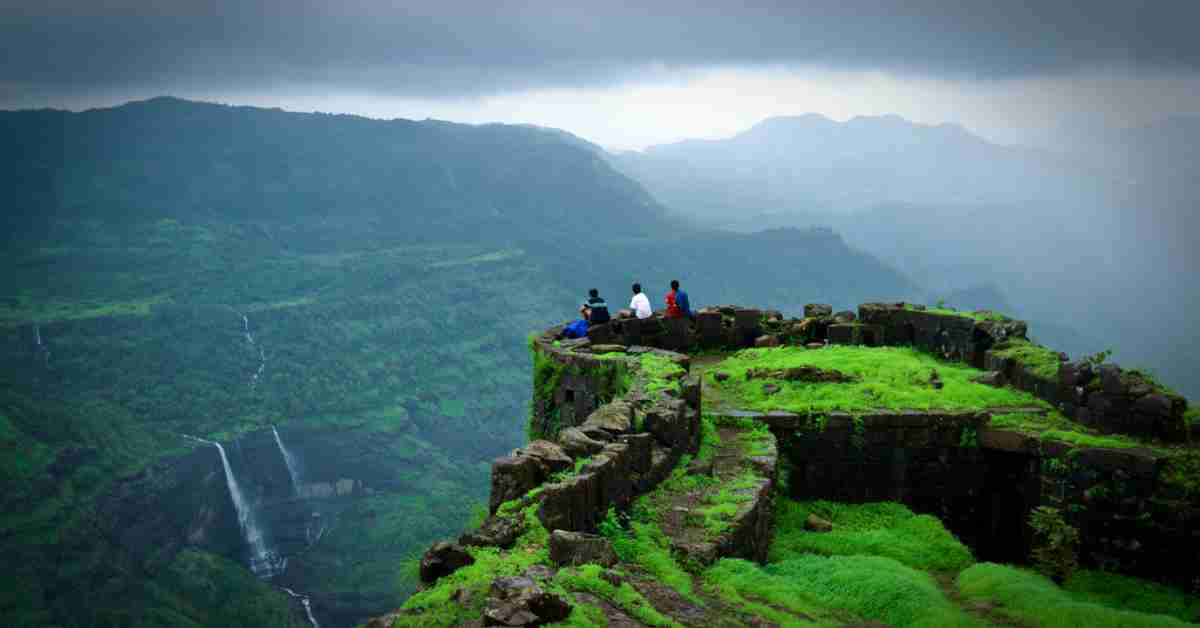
[664,279,692,320]
[580,288,611,324]
[630,283,652,319]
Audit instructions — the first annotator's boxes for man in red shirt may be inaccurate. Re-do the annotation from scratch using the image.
[664,280,690,319]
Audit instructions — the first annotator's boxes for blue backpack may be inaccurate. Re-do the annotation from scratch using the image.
[563,319,589,339]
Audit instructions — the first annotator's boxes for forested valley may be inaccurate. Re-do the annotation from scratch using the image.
[0,98,916,627]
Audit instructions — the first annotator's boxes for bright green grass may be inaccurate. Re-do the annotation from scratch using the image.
[709,346,1043,414]
[553,564,682,628]
[394,505,550,628]
[701,559,840,627]
[987,338,1062,380]
[988,412,1146,449]
[1064,570,1200,623]
[545,601,609,628]
[609,520,696,600]
[739,424,774,457]
[958,563,1195,628]
[908,305,1008,323]
[708,556,982,628]
[639,353,686,396]
[696,473,760,536]
[769,500,975,572]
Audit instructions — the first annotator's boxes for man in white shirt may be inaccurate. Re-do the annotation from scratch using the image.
[630,283,652,319]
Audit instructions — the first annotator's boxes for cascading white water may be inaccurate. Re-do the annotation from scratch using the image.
[281,586,320,628]
[239,312,267,391]
[34,323,50,367]
[272,425,302,494]
[182,434,284,578]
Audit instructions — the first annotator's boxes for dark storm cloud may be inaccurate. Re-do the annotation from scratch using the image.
[2,0,1198,102]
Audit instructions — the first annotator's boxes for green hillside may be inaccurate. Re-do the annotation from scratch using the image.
[0,99,917,627]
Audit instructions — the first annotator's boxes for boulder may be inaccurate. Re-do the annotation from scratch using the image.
[589,344,627,354]
[972,371,1006,388]
[484,576,571,626]
[419,542,475,583]
[580,401,634,436]
[804,304,833,318]
[804,514,833,533]
[549,530,618,567]
[714,371,730,382]
[460,516,525,550]
[806,342,825,350]
[558,427,606,457]
[754,334,781,348]
[520,440,573,476]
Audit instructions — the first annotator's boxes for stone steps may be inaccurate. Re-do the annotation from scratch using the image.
[650,426,779,567]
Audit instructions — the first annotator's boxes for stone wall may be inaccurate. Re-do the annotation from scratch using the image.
[455,302,1196,594]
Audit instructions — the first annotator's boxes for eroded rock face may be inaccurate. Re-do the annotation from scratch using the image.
[420,541,475,583]
[549,530,618,567]
[483,576,571,626]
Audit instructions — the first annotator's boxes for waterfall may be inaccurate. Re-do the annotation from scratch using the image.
[183,434,284,578]
[281,586,320,628]
[239,312,267,391]
[272,425,302,494]
[34,323,50,367]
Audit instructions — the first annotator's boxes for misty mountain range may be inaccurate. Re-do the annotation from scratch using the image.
[605,112,1199,397]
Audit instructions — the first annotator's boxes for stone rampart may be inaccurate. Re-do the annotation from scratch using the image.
[426,302,1197,595]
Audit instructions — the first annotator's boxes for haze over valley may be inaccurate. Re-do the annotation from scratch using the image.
[2,3,1198,628]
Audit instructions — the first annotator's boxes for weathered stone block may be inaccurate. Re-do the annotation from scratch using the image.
[420,541,474,583]
[617,433,653,474]
[558,427,606,457]
[804,304,833,318]
[549,530,618,567]
[733,308,761,347]
[696,310,724,349]
[586,322,615,345]
[490,455,542,513]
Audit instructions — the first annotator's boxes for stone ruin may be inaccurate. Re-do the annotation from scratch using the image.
[394,301,1197,626]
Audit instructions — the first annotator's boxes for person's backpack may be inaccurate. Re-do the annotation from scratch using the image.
[563,319,589,339]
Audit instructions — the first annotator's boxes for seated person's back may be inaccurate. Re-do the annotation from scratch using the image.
[586,290,611,324]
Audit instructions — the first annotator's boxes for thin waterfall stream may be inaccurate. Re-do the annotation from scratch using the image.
[181,435,283,577]
[184,431,320,626]
[34,323,50,367]
[238,311,267,390]
[272,425,302,494]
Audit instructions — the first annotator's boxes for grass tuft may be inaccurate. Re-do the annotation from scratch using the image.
[708,346,1045,414]
[958,563,1196,628]
[769,499,974,572]
[706,556,981,628]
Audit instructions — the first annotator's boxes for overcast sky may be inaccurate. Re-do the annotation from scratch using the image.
[3,1,1198,150]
